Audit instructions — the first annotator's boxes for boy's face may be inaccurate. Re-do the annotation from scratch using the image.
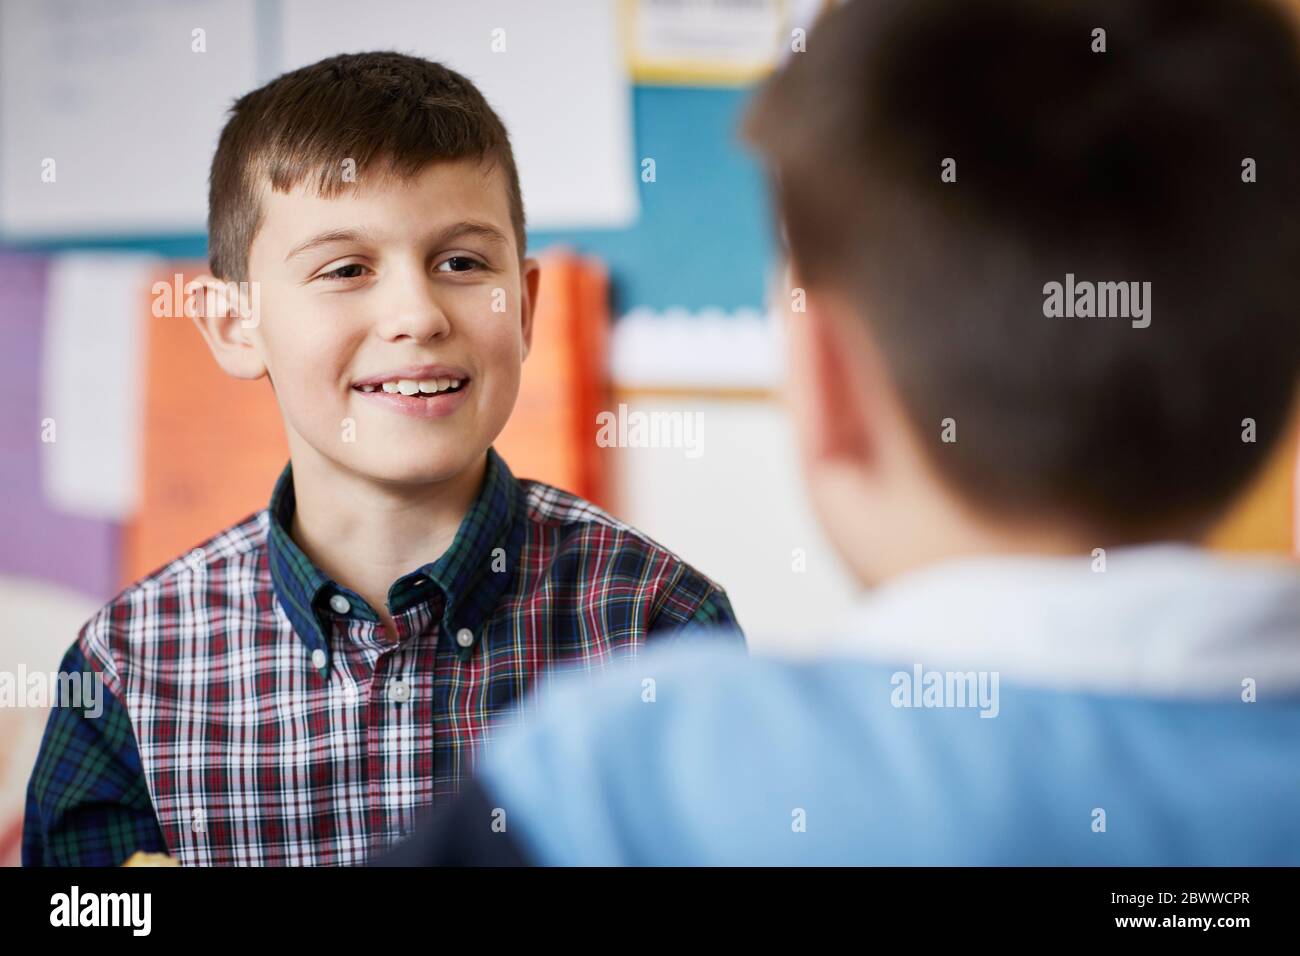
[239,158,537,486]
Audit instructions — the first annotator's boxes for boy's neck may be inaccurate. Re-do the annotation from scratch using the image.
[857,507,1204,588]
[286,445,488,634]
[828,464,1203,588]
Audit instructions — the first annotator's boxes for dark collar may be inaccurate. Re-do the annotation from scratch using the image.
[267,448,521,676]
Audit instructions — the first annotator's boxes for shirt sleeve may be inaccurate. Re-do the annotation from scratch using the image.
[648,576,746,648]
[22,640,168,867]
[688,588,741,632]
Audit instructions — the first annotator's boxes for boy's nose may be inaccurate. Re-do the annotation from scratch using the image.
[375,264,453,342]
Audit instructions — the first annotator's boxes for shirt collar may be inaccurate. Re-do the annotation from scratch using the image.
[833,543,1300,698]
[268,448,522,676]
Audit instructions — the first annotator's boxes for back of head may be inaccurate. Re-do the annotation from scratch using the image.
[745,0,1300,540]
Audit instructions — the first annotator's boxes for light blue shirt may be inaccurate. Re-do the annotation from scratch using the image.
[476,545,1300,864]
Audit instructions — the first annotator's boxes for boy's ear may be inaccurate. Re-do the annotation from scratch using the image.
[187,274,267,381]
[789,284,876,470]
[519,257,541,361]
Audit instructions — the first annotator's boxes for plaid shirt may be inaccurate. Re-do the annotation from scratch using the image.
[23,448,739,866]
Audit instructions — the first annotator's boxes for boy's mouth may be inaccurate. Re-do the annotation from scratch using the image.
[350,365,473,419]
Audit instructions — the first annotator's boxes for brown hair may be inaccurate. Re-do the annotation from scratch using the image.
[207,51,525,281]
[744,0,1300,540]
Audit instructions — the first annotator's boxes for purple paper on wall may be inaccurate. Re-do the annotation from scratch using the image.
[0,252,119,600]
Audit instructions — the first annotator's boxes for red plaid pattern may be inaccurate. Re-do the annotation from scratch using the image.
[39,454,737,865]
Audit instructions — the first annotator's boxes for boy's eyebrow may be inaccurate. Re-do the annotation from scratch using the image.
[284,227,381,263]
[283,221,509,263]
[435,220,510,248]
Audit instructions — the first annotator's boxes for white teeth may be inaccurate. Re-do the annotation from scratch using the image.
[361,376,465,395]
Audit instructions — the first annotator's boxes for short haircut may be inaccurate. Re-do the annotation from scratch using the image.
[208,51,525,282]
[744,0,1300,539]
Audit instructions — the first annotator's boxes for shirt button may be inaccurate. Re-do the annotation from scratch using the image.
[311,649,327,669]
[455,627,474,648]
[329,594,351,615]
[388,679,411,703]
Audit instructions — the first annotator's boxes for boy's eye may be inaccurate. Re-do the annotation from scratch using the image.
[436,256,482,274]
[319,263,369,281]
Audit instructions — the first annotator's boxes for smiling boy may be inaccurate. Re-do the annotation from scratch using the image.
[23,52,739,866]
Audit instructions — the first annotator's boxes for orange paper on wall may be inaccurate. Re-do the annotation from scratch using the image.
[496,252,611,506]
[122,263,288,583]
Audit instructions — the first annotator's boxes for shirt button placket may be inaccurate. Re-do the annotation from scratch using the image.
[387,678,411,703]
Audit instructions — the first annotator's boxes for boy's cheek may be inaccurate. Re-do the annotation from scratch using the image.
[466,348,523,426]
[480,344,526,405]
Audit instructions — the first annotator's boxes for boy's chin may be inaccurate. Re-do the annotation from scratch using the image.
[341,443,488,488]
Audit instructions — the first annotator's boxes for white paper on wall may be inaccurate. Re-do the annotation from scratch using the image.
[40,253,159,521]
[610,307,784,390]
[280,0,638,231]
[0,0,259,237]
